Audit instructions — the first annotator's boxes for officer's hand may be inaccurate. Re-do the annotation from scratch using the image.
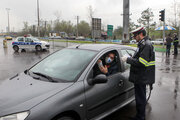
[121,56,128,62]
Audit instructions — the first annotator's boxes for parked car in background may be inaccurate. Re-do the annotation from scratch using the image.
[12,37,50,52]
[151,39,165,45]
[68,36,76,40]
[0,44,135,120]
[76,36,85,40]
[49,36,61,39]
[5,36,13,40]
[130,40,136,44]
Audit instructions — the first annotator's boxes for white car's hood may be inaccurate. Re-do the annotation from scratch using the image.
[40,41,49,45]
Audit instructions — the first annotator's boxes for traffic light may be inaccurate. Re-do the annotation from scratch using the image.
[159,10,165,21]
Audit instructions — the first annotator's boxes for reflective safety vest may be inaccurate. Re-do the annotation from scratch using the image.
[173,37,179,45]
[127,37,155,85]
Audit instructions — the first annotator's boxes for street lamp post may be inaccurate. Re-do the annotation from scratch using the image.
[37,0,40,37]
[122,0,130,43]
[6,8,10,35]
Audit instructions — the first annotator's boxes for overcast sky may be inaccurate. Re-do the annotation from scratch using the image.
[0,0,178,32]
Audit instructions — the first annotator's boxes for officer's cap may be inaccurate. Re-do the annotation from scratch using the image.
[130,27,145,36]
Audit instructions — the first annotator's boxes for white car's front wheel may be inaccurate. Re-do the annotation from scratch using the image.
[13,45,19,52]
[35,45,42,51]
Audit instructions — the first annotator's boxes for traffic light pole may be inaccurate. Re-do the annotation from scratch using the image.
[162,9,165,48]
[163,19,165,48]
[37,0,40,37]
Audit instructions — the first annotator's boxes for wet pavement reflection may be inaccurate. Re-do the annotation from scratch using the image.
[0,37,180,120]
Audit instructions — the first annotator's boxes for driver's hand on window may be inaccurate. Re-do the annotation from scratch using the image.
[97,59,108,74]
[97,59,102,64]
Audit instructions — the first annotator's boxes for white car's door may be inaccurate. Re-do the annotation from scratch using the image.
[24,37,35,50]
[16,37,25,49]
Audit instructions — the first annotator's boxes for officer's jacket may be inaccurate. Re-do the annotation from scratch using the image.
[173,37,179,45]
[127,37,155,85]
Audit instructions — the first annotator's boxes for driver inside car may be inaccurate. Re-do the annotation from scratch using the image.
[96,52,118,76]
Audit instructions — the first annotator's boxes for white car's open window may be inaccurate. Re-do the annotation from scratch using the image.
[17,37,24,42]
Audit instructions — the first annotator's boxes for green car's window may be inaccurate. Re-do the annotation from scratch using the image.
[30,49,97,82]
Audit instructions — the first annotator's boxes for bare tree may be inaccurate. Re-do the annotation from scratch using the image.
[54,10,61,22]
[172,0,178,27]
[23,21,29,33]
[168,0,179,27]
[87,5,95,27]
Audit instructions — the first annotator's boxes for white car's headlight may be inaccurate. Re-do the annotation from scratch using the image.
[0,111,29,120]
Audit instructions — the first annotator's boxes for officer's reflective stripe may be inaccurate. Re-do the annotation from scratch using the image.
[139,57,155,67]
[173,40,179,42]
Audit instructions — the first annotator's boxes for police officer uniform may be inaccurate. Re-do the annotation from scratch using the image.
[127,27,155,120]
[173,34,179,55]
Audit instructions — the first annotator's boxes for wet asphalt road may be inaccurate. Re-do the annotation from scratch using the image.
[0,37,180,120]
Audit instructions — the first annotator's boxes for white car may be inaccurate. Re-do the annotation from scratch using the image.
[76,36,85,40]
[130,40,137,44]
[12,37,50,52]
[49,36,61,39]
[151,39,165,45]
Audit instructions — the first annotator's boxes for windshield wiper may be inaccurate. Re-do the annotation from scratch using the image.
[32,72,57,82]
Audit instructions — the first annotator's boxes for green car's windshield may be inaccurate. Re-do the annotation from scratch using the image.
[30,49,97,82]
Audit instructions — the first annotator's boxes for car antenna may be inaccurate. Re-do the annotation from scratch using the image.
[76,44,81,49]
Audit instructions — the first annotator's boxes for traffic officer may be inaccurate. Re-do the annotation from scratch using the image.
[121,27,155,120]
[173,33,179,55]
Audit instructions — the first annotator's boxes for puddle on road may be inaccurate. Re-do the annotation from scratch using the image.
[157,54,180,73]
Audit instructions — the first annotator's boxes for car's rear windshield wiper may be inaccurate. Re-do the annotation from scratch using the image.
[32,72,57,82]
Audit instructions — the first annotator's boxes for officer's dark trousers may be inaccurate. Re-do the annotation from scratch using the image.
[134,84,146,120]
[174,44,178,55]
[166,45,171,56]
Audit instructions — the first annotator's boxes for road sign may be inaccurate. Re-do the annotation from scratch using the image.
[107,25,113,37]
[107,25,113,30]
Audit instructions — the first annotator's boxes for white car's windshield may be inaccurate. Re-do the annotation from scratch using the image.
[32,37,40,42]
[30,49,97,82]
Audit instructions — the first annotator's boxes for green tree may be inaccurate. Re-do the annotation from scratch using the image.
[54,20,61,33]
[77,21,91,37]
[113,26,123,39]
[137,8,154,37]
[54,20,74,34]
